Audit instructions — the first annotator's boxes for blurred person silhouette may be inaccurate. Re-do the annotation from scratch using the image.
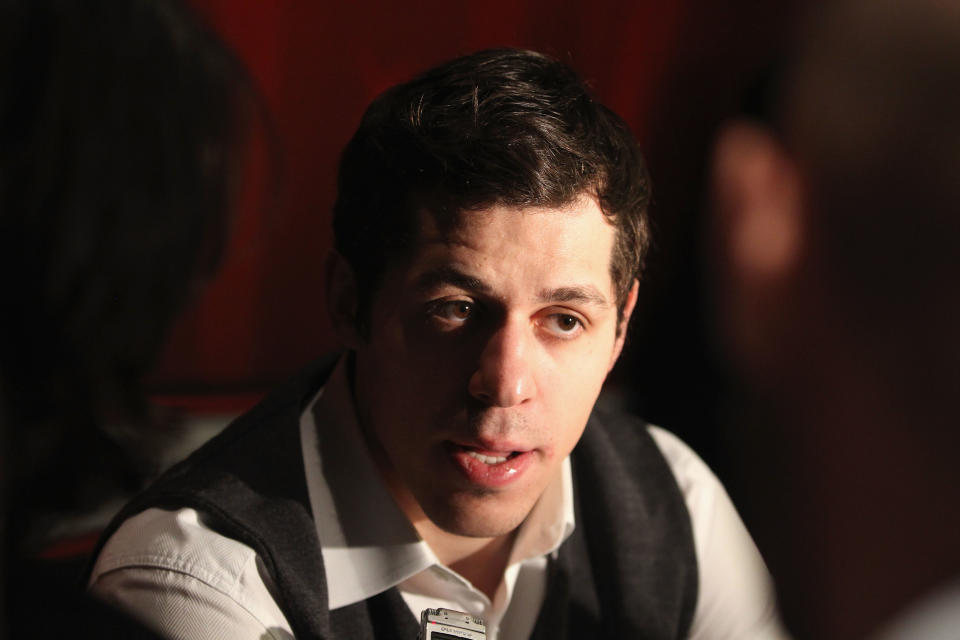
[709,0,960,638]
[0,0,251,635]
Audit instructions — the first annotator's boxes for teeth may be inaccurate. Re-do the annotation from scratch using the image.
[466,451,508,464]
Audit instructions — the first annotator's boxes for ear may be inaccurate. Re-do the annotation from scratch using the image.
[609,279,639,372]
[710,121,806,374]
[324,249,364,349]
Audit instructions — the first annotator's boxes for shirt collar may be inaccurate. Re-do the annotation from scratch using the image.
[300,356,575,610]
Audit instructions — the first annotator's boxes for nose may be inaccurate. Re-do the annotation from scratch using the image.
[468,318,537,407]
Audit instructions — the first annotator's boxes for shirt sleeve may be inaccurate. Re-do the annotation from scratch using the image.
[648,426,791,640]
[88,507,294,640]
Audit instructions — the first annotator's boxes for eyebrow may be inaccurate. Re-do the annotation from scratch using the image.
[415,266,490,294]
[415,266,610,308]
[537,285,611,308]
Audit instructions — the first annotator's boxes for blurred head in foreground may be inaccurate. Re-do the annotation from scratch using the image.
[709,0,960,638]
[0,0,250,554]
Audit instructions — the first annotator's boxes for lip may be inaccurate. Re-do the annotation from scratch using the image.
[445,442,535,488]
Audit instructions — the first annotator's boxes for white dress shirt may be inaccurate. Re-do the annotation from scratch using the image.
[870,578,960,640]
[90,359,788,639]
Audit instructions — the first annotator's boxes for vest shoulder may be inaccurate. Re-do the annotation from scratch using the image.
[564,407,700,637]
[580,406,658,460]
[170,355,338,474]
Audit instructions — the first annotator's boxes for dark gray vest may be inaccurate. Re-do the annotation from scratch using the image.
[90,359,698,639]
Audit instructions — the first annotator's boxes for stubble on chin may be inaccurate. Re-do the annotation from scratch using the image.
[425,496,532,539]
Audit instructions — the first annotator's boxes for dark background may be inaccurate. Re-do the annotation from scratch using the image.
[150,0,801,496]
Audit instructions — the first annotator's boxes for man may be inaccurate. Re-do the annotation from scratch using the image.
[709,1,960,638]
[90,48,783,639]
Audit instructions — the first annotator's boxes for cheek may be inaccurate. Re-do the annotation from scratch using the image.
[545,338,615,393]
[361,320,471,429]
[538,354,610,448]
[538,336,614,424]
[397,313,484,385]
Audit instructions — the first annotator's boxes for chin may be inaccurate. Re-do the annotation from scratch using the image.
[425,496,530,539]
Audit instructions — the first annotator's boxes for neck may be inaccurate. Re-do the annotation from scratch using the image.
[381,474,515,600]
[412,512,516,601]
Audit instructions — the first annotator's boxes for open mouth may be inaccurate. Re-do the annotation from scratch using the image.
[448,443,533,487]
[464,450,522,465]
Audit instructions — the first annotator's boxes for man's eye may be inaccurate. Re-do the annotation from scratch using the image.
[543,313,583,337]
[431,300,473,323]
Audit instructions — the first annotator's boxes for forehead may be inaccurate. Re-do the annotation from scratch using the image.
[395,196,619,297]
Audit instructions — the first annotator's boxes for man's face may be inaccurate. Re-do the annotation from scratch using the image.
[350,195,633,538]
